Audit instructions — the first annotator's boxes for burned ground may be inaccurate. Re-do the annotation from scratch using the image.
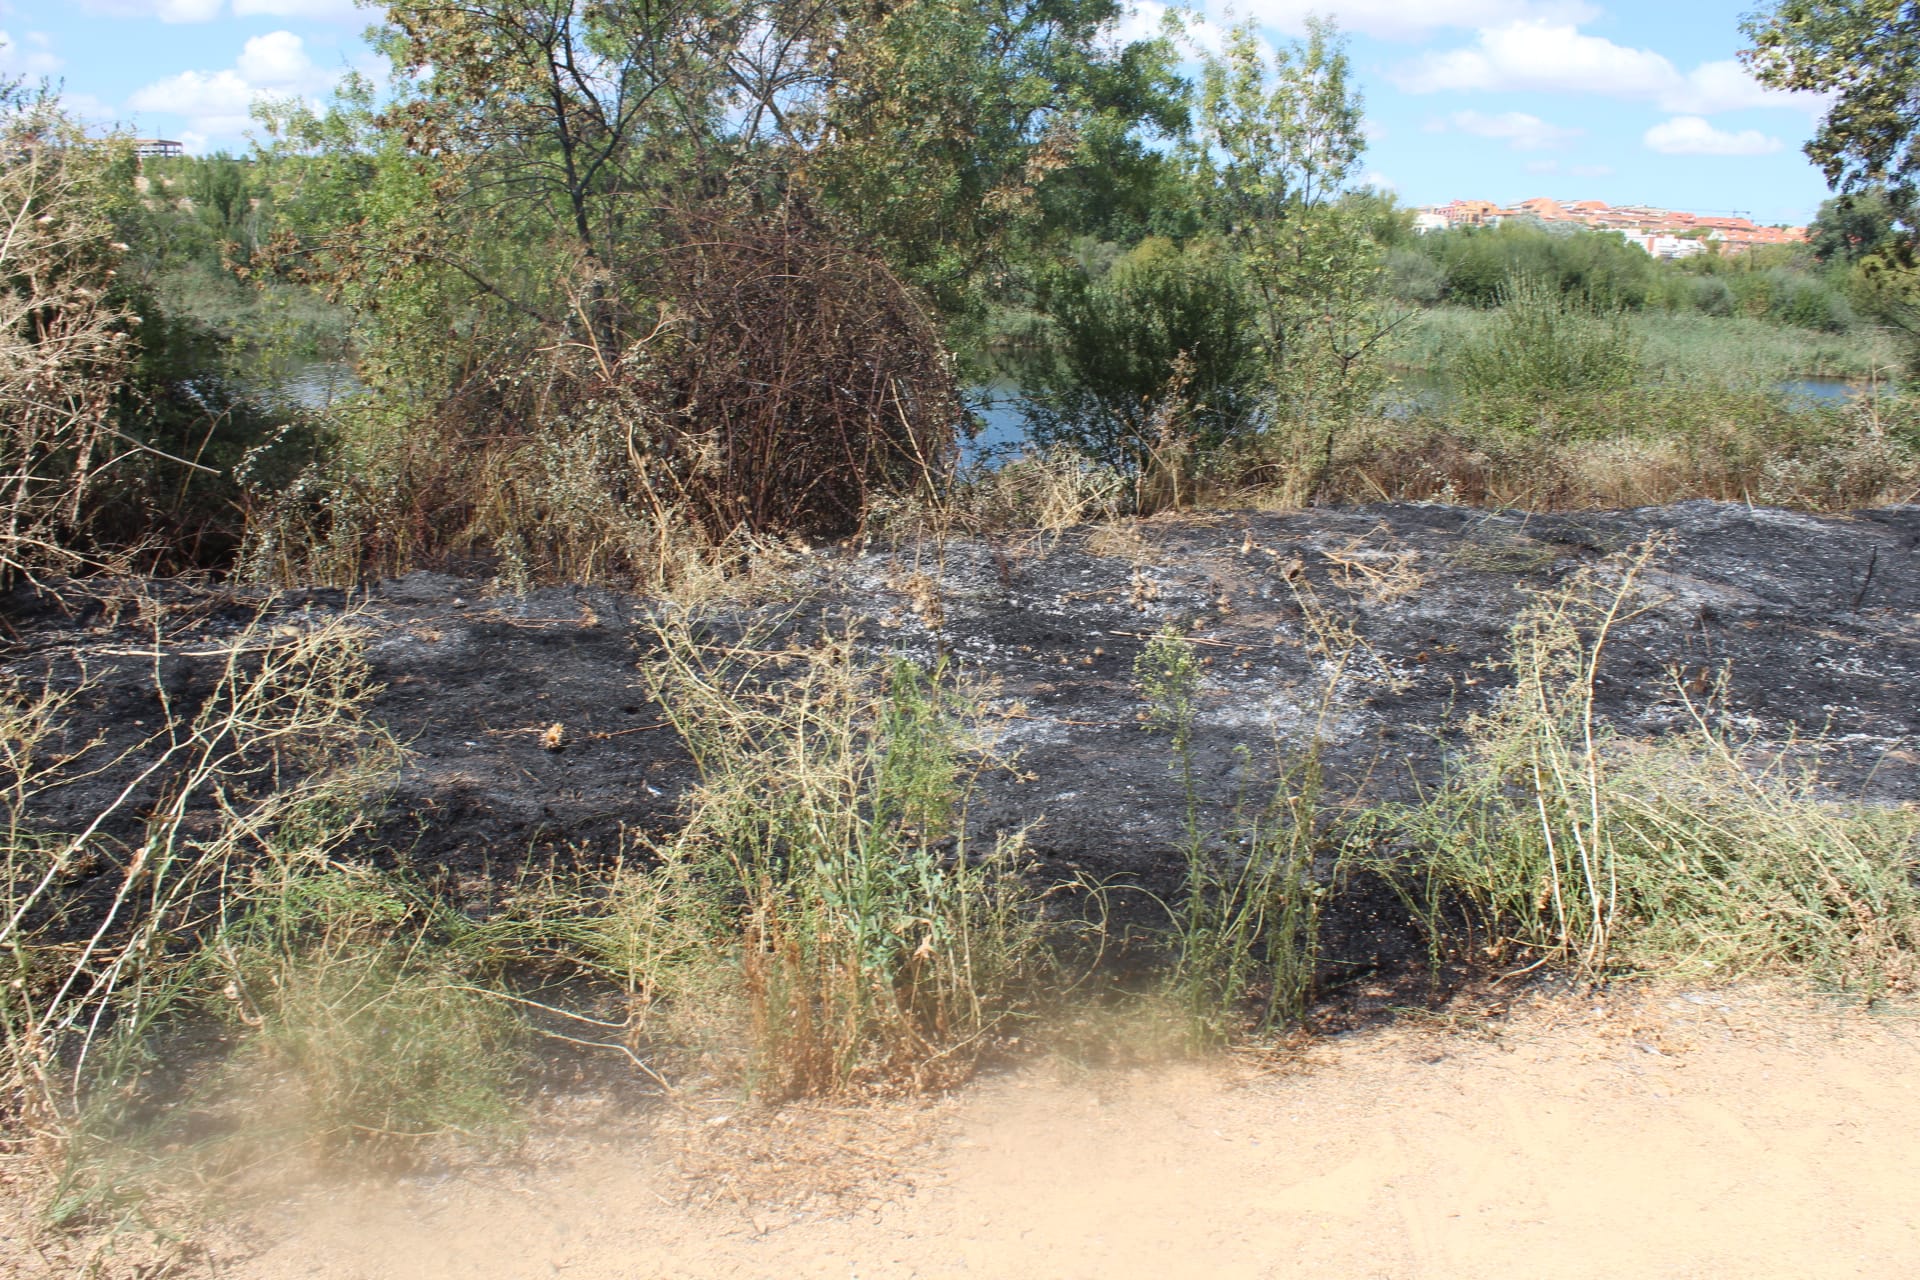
[6,500,1917,994]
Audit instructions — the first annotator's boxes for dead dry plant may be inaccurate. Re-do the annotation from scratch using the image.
[0,109,138,586]
[244,197,959,592]
[951,446,1127,534]
[0,606,423,1213]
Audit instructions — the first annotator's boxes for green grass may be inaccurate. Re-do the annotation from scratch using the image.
[1398,304,1903,386]
[1134,622,1335,1044]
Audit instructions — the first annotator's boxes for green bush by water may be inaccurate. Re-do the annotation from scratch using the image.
[1447,275,1641,404]
[1022,238,1264,471]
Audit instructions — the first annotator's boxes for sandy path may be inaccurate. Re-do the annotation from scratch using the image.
[214,987,1920,1279]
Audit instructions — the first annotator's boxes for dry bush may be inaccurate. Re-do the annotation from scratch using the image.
[645,200,958,540]
[951,446,1127,532]
[245,199,959,590]
[0,608,549,1237]
[634,619,1051,1098]
[0,107,137,585]
[0,611,398,1135]
[1224,394,1920,513]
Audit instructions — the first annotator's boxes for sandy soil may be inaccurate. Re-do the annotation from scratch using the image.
[200,986,1920,1280]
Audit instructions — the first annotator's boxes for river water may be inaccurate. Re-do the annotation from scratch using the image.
[248,363,1876,468]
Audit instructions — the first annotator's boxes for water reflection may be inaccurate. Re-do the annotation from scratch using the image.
[246,359,365,410]
[962,381,1034,467]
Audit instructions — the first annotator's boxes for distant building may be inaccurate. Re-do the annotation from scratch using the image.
[1446,198,1505,228]
[134,139,184,158]
[1512,197,1576,223]
[1620,232,1709,260]
[1419,195,1806,252]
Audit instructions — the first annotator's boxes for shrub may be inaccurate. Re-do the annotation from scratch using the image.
[1386,245,1446,305]
[244,198,959,587]
[1023,237,1262,473]
[1414,223,1654,310]
[0,104,138,584]
[1447,275,1641,410]
[1773,273,1856,332]
[1688,275,1735,317]
[205,869,521,1151]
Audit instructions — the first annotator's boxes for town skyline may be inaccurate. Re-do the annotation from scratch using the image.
[1413,196,1809,256]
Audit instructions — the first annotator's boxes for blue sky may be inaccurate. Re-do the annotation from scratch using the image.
[3,0,1836,225]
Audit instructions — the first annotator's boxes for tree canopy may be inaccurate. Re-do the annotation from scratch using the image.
[1743,2,1920,242]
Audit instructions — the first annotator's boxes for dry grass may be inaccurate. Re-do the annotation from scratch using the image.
[1,609,396,1127]
[482,619,1064,1100]
[0,602,542,1241]
[950,447,1127,533]
[1361,544,1920,989]
[1084,520,1157,563]
[0,110,139,586]
[1250,392,1920,513]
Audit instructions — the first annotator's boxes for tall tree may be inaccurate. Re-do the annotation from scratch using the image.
[1193,19,1395,479]
[1743,2,1920,245]
[1808,187,1900,264]
[263,0,1168,354]
[1744,4,1920,363]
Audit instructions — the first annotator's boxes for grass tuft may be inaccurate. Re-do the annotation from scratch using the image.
[634,620,1052,1097]
[1362,545,1920,990]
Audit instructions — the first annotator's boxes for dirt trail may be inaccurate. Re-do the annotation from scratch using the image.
[225,988,1919,1280]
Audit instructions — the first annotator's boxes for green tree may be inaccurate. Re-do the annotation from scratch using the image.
[1744,5,1920,364]
[1744,2,1920,238]
[1023,237,1262,472]
[1193,18,1396,481]
[258,0,1175,378]
[1808,187,1899,264]
[806,0,1179,316]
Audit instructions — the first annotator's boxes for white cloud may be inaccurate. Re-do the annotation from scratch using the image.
[76,0,223,22]
[231,0,363,19]
[0,28,62,75]
[1394,21,1675,96]
[1229,0,1597,42]
[236,29,322,84]
[1643,116,1782,157]
[1664,59,1810,114]
[128,70,264,137]
[1115,2,1228,55]
[60,91,121,123]
[1447,109,1579,151]
[1393,20,1823,114]
[1359,169,1397,191]
[1524,159,1559,175]
[127,31,333,141]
